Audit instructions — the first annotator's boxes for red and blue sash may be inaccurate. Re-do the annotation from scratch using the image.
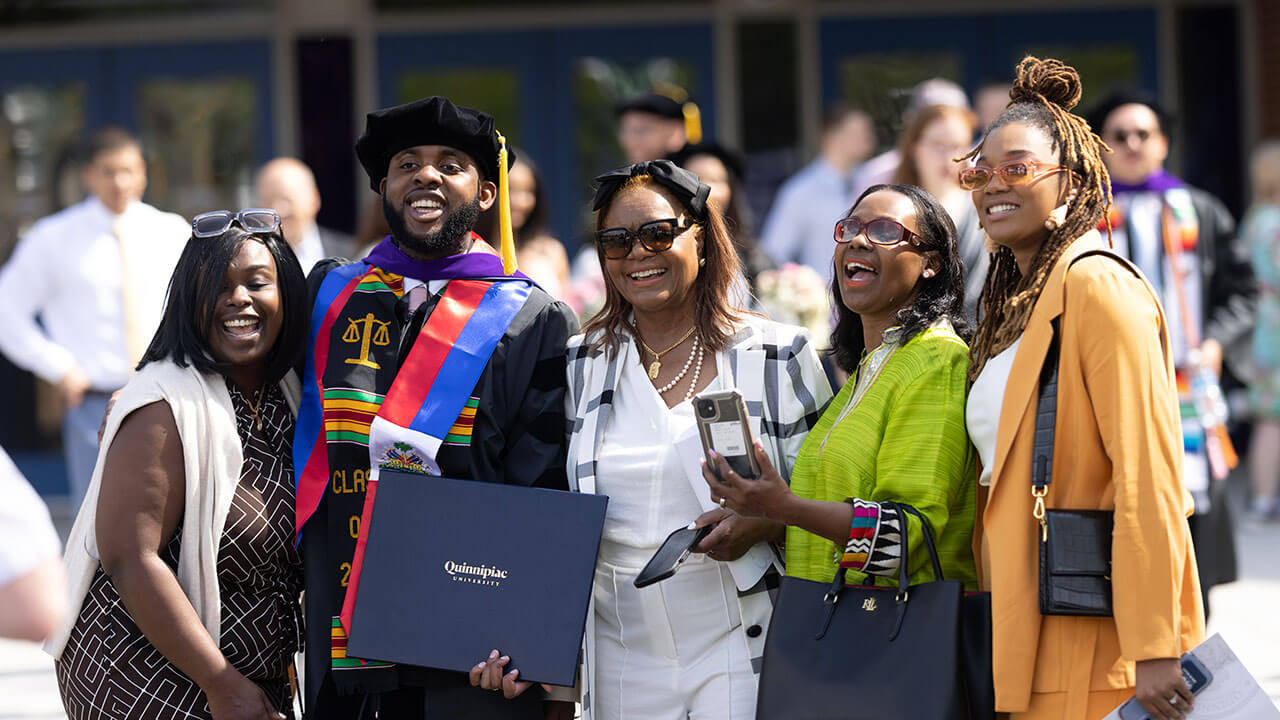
[292,237,534,683]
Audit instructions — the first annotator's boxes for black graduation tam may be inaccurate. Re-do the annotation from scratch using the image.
[669,141,746,183]
[592,159,711,222]
[614,92,685,121]
[355,96,514,191]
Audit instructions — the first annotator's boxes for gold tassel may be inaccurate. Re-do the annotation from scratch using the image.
[682,102,702,145]
[496,132,517,275]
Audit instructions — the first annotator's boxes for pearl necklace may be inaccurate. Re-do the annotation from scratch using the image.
[654,334,704,401]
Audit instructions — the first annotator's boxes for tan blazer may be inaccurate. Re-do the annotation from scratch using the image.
[980,231,1205,713]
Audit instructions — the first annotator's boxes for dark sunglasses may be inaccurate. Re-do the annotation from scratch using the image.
[833,216,924,247]
[595,217,698,260]
[192,208,281,239]
[957,160,1068,191]
[1106,128,1154,145]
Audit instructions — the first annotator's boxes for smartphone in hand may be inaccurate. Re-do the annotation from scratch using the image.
[694,389,759,480]
[634,523,715,588]
[1116,653,1213,720]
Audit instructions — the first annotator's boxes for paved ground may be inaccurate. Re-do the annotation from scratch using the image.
[3,480,1277,719]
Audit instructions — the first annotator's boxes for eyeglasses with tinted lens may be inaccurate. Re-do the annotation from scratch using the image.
[595,218,697,260]
[1107,128,1153,145]
[833,216,923,247]
[191,209,281,238]
[957,160,1068,191]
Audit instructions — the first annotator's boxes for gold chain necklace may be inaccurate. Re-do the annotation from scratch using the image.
[246,385,265,432]
[636,325,697,379]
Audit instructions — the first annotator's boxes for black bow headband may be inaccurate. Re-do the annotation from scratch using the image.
[591,160,711,222]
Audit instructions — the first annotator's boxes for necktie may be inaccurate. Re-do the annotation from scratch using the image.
[406,285,429,314]
[115,219,147,367]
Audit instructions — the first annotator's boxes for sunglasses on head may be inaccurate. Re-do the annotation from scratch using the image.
[191,209,281,239]
[957,160,1068,191]
[833,216,924,247]
[595,217,698,260]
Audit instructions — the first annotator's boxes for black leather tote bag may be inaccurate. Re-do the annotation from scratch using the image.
[756,503,968,720]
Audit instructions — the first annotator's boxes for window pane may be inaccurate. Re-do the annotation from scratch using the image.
[573,56,697,230]
[0,86,85,261]
[838,53,962,153]
[398,69,521,145]
[136,77,256,219]
[1021,46,1138,110]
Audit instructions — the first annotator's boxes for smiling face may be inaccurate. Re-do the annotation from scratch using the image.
[972,120,1068,260]
[380,144,497,259]
[834,190,933,329]
[1099,103,1168,185]
[600,183,702,320]
[206,239,283,389]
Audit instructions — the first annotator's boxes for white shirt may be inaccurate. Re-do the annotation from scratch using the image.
[596,352,721,557]
[0,446,61,586]
[292,223,328,275]
[0,197,188,389]
[760,158,855,280]
[966,338,1021,486]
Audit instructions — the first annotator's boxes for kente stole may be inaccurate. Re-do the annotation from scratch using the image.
[293,236,532,693]
[1101,188,1213,489]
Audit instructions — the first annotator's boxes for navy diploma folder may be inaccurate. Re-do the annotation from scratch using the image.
[346,470,608,687]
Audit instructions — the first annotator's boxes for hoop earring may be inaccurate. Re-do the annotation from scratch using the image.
[699,257,706,266]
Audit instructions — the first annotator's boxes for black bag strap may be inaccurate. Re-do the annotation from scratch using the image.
[1031,249,1144,538]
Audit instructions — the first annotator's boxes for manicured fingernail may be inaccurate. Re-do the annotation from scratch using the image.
[509,669,520,678]
[489,650,498,659]
[709,449,718,458]
[477,661,486,669]
[686,521,697,530]
[500,655,510,662]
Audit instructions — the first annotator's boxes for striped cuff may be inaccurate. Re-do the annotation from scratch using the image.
[839,499,902,577]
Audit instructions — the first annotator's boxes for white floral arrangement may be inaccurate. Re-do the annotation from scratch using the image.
[753,263,833,350]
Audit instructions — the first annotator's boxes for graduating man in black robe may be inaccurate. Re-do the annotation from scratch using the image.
[294,96,577,719]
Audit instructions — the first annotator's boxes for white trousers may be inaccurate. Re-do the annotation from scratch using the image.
[592,545,756,720]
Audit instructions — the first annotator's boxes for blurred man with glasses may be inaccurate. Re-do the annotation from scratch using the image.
[0,127,188,516]
[1088,90,1255,618]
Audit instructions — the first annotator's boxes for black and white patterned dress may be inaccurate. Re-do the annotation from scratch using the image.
[56,381,303,720]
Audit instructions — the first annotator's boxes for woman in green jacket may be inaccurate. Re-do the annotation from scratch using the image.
[706,183,978,588]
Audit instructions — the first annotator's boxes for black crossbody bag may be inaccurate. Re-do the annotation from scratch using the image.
[1033,249,1147,617]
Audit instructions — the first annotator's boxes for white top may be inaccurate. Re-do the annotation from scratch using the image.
[0,197,188,389]
[760,158,855,279]
[966,338,1021,486]
[595,350,720,560]
[45,360,300,658]
[0,446,61,586]
[293,223,328,275]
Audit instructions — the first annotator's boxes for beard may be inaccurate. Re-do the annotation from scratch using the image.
[383,192,482,258]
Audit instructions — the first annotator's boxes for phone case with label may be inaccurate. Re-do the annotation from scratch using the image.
[694,389,759,479]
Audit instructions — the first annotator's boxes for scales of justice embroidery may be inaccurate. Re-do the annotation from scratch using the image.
[344,313,391,369]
